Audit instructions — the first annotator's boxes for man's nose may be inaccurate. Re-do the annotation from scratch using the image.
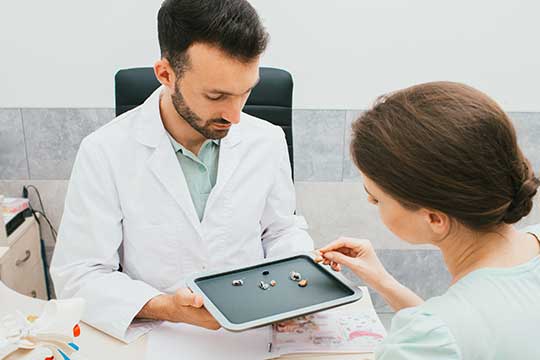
[221,98,244,124]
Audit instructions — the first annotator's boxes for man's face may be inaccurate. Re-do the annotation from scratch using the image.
[171,43,260,140]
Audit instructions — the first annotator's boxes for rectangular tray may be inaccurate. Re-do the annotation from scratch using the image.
[186,253,362,331]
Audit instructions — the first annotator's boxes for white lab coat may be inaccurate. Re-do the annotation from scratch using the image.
[50,87,313,342]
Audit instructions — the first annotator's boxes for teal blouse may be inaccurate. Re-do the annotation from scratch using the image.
[376,225,540,360]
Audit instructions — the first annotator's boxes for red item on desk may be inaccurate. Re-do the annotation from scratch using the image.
[73,324,81,337]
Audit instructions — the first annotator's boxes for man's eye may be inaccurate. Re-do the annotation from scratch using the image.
[207,95,224,101]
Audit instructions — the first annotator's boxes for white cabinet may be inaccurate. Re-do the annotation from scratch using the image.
[0,217,47,299]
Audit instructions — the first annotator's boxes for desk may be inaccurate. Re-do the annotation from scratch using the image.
[1,283,377,359]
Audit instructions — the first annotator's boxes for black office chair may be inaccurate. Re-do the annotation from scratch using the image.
[115,67,294,178]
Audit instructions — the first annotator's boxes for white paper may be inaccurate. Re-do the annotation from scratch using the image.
[145,323,273,360]
[271,307,387,356]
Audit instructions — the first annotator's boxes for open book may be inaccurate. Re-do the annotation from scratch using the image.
[270,307,386,357]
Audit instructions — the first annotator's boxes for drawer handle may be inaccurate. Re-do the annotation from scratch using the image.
[31,290,37,298]
[16,250,31,266]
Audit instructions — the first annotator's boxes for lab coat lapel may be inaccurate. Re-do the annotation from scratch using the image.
[148,135,203,235]
[205,125,242,214]
[135,86,202,235]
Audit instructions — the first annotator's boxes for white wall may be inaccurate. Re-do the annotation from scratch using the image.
[1,0,538,110]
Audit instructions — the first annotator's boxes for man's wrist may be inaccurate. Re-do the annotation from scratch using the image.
[137,294,173,321]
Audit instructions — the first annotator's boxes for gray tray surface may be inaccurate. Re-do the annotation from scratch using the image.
[195,255,355,324]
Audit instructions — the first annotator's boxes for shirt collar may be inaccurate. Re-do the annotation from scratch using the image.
[167,132,220,155]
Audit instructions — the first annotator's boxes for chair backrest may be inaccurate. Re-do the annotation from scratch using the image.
[114,67,294,178]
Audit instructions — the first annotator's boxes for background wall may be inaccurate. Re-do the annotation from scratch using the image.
[1,1,539,323]
[0,0,539,110]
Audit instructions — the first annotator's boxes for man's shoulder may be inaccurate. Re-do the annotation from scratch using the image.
[82,106,143,150]
[238,111,284,141]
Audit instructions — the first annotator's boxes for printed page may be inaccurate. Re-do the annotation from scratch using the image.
[271,307,386,356]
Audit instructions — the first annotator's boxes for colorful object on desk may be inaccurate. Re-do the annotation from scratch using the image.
[348,330,384,341]
[0,298,85,360]
[27,314,39,323]
[73,324,81,338]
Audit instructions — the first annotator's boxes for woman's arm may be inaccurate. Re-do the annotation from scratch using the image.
[370,273,423,311]
[318,237,423,311]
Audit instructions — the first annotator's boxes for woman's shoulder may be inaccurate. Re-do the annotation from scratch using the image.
[375,304,462,360]
[376,288,498,360]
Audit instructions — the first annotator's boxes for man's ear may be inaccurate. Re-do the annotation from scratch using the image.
[422,208,451,237]
[153,58,176,91]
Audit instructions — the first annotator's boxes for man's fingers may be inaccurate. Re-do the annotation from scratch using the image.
[192,294,204,308]
[176,288,204,307]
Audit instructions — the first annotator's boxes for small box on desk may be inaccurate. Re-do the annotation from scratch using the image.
[1,197,31,245]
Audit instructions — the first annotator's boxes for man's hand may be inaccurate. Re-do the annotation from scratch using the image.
[137,288,220,330]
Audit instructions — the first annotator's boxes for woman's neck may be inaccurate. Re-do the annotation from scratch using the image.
[436,224,539,284]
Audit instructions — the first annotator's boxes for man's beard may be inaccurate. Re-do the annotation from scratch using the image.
[171,84,231,140]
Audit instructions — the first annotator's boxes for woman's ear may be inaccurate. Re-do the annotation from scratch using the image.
[153,58,176,91]
[421,209,451,237]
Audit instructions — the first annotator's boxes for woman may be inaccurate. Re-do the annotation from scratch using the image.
[318,82,540,359]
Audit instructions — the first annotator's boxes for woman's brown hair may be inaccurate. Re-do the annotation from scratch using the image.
[351,81,539,230]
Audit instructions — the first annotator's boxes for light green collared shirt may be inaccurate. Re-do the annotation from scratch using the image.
[167,133,220,221]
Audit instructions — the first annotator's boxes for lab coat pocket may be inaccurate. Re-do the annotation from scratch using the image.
[122,224,185,291]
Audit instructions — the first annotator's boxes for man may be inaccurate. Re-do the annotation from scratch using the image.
[50,0,313,343]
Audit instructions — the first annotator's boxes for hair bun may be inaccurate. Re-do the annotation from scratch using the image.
[503,177,540,224]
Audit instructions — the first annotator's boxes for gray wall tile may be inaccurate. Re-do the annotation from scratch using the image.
[0,109,29,179]
[22,108,114,179]
[296,181,436,250]
[343,110,363,181]
[509,112,540,172]
[1,107,538,303]
[518,194,540,228]
[293,110,346,181]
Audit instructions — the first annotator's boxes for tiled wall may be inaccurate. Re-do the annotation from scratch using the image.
[1,108,539,313]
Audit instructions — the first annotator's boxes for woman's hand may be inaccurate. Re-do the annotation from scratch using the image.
[318,237,424,311]
[317,237,391,288]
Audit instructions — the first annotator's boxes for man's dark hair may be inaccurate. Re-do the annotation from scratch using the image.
[157,0,269,76]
